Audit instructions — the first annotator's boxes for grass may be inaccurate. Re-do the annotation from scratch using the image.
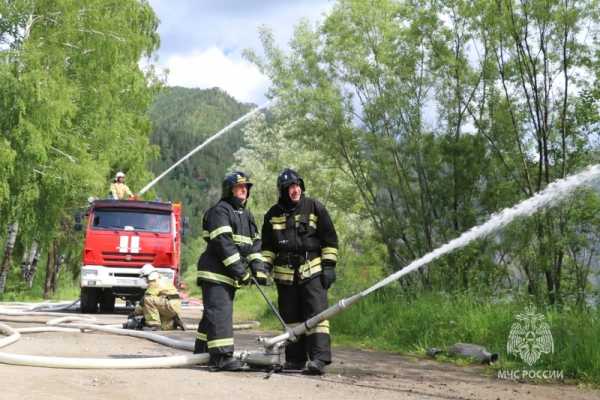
[0,267,81,302]
[332,289,600,385]
[182,266,281,327]
[215,281,600,386]
[233,284,280,328]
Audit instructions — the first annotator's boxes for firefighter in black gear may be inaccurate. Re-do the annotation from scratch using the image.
[261,168,338,375]
[194,171,269,371]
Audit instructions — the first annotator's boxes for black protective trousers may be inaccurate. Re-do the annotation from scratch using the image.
[193,281,236,357]
[277,275,331,364]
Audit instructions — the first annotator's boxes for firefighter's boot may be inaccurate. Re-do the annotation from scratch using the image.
[212,354,243,371]
[304,359,326,375]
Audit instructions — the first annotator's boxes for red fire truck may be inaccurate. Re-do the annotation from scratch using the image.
[78,199,183,313]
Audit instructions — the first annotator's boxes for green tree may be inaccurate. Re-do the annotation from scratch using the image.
[248,0,600,304]
[0,0,160,296]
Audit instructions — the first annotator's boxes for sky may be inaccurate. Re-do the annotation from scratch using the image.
[146,0,334,104]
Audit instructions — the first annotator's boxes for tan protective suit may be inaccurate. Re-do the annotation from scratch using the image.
[110,182,133,200]
[135,275,183,330]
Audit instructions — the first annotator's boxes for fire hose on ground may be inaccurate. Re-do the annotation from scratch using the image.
[0,301,269,369]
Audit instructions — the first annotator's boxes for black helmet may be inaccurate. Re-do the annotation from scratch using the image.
[277,168,305,196]
[222,171,253,199]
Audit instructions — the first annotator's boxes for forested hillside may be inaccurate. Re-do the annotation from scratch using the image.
[149,87,253,232]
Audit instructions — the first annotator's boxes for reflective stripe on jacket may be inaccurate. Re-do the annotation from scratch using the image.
[261,196,338,285]
[197,198,261,288]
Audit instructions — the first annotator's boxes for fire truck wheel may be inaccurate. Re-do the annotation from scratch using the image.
[99,291,115,313]
[80,287,99,313]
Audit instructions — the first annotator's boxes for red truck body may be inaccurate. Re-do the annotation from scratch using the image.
[79,199,182,313]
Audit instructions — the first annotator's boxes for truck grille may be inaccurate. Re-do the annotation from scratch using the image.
[101,252,155,266]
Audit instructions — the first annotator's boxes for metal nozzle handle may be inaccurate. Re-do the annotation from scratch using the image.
[251,276,288,332]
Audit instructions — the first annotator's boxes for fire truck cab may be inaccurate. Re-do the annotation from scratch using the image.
[79,199,182,313]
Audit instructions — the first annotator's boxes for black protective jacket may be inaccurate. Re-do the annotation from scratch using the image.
[197,198,261,288]
[261,196,338,285]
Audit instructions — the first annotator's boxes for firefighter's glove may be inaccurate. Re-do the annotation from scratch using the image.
[231,259,250,285]
[238,270,252,286]
[250,261,270,286]
[320,264,336,290]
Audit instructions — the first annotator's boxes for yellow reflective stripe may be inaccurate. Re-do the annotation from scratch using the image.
[255,271,268,279]
[247,252,263,262]
[202,230,209,239]
[222,253,241,266]
[207,338,234,349]
[273,274,294,282]
[270,216,286,224]
[262,250,275,264]
[209,225,233,239]
[196,332,207,341]
[309,221,317,229]
[274,258,322,281]
[253,233,261,240]
[273,266,294,274]
[272,223,286,230]
[292,213,317,222]
[307,320,330,335]
[299,257,321,279]
[321,254,337,262]
[322,247,337,262]
[197,270,236,286]
[273,266,294,282]
[232,234,253,245]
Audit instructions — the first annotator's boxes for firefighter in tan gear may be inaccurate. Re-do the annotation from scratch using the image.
[194,171,268,371]
[133,263,185,331]
[261,169,338,375]
[110,171,134,200]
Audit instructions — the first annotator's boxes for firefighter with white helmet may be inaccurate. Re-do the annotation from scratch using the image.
[110,171,134,200]
[130,263,185,331]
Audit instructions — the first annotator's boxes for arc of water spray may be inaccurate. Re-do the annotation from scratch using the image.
[262,164,600,348]
[138,99,274,195]
[362,164,600,295]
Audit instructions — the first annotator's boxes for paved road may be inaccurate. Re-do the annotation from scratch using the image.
[0,305,597,400]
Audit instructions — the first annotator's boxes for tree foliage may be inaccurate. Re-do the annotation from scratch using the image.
[247,0,600,305]
[0,0,160,296]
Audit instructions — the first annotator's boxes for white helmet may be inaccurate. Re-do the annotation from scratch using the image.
[115,171,125,180]
[140,263,156,278]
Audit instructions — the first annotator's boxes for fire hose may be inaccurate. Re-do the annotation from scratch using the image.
[0,301,272,369]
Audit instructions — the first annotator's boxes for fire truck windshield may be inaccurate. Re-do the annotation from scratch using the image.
[92,210,171,233]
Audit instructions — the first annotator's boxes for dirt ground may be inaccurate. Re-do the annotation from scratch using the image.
[0,304,598,400]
